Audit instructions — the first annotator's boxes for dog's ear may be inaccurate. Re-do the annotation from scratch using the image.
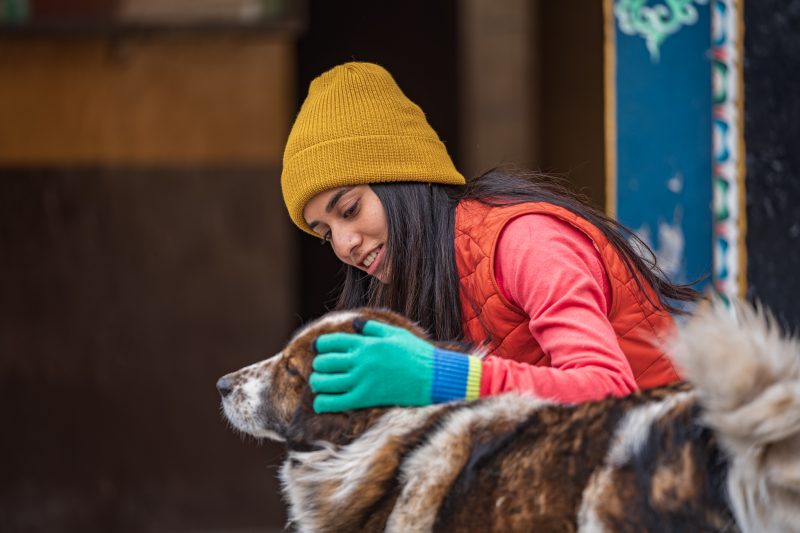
[285,390,389,449]
[357,307,452,345]
[359,307,478,352]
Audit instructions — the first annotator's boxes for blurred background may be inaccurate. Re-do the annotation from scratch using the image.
[0,0,797,531]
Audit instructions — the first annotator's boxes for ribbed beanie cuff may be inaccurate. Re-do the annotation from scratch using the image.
[281,62,465,235]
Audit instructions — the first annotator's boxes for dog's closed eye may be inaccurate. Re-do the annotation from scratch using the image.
[284,360,302,378]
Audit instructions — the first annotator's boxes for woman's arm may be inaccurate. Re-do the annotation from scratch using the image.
[309,214,637,412]
[483,214,637,403]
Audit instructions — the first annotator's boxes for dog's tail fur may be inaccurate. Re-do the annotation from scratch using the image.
[671,300,800,532]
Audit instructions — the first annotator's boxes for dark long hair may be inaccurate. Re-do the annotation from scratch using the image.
[335,166,700,341]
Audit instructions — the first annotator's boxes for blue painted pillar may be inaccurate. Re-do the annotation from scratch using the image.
[605,1,713,290]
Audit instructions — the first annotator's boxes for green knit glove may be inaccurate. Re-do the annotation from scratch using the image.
[310,320,482,413]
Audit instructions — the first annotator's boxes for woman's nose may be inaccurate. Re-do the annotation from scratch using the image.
[332,230,361,262]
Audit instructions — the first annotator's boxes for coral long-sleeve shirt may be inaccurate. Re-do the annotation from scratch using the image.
[479,214,638,403]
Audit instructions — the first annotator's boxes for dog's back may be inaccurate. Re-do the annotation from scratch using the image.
[221,301,800,532]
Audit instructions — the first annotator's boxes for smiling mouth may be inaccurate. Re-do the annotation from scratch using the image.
[362,245,382,268]
[361,245,387,276]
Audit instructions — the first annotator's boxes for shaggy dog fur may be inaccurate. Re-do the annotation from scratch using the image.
[217,302,800,532]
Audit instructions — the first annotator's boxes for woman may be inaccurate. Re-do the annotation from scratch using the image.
[281,62,698,413]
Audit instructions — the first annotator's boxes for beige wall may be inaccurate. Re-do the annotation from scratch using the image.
[459,0,539,177]
[458,1,605,207]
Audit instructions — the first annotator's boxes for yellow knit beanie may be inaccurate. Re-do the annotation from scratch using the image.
[281,62,465,235]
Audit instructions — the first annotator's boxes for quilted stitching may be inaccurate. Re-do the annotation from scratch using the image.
[453,200,678,388]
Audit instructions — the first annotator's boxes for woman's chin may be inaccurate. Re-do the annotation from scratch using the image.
[365,246,390,283]
[373,264,390,284]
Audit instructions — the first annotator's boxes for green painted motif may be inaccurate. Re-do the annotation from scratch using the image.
[1,0,29,23]
[714,176,730,220]
[712,61,729,104]
[615,0,708,62]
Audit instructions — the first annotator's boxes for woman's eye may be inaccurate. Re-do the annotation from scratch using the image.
[342,201,359,219]
[320,231,332,245]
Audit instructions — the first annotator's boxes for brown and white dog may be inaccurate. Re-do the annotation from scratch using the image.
[217,303,800,532]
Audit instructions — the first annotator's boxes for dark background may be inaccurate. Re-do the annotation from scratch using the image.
[0,169,293,530]
[744,0,800,329]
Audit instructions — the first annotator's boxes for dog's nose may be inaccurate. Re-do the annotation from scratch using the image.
[216,376,233,398]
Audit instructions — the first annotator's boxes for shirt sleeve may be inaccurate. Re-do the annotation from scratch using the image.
[479,213,638,403]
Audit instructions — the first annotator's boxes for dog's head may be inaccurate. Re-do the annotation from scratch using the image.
[217,307,439,449]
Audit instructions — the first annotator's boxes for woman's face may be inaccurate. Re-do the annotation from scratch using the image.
[303,185,390,283]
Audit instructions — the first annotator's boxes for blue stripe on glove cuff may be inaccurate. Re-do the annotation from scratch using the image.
[431,349,482,403]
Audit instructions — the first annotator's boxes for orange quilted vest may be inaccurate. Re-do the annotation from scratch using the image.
[454,200,680,390]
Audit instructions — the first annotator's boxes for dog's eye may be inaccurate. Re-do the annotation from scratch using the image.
[284,362,301,377]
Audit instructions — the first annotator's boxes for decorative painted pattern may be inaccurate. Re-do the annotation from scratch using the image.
[608,0,712,295]
[614,0,709,62]
[711,0,745,304]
